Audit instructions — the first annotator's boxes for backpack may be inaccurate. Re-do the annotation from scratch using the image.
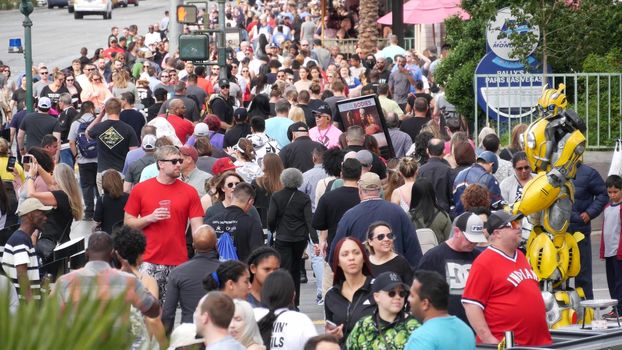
[76,118,97,159]
[217,232,239,262]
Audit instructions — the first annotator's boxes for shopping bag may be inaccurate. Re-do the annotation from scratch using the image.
[608,139,622,176]
[217,232,239,262]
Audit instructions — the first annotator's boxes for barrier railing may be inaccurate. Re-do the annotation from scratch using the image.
[473,73,622,149]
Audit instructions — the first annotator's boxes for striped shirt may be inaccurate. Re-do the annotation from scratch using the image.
[1,229,41,299]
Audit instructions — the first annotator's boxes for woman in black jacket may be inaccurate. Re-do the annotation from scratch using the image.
[267,168,318,307]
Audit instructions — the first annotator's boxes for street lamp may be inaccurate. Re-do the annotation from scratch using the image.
[20,0,33,112]
[217,0,226,80]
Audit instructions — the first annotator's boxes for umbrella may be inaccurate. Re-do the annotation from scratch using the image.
[377,0,470,25]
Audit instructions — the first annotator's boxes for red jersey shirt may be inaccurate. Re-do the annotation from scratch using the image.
[165,114,194,144]
[462,246,552,346]
[125,178,204,266]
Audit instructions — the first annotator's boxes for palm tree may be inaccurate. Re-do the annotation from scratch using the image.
[357,0,380,56]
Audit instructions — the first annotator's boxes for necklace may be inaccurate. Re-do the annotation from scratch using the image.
[317,124,332,146]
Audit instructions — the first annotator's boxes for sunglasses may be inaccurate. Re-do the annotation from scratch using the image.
[226,181,240,188]
[374,233,395,241]
[501,220,521,230]
[40,72,49,75]
[387,290,408,298]
[515,166,531,171]
[66,78,74,82]
[242,70,249,73]
[160,158,184,165]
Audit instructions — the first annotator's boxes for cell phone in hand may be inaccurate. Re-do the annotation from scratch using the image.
[22,155,32,164]
[325,320,338,330]
[6,156,16,172]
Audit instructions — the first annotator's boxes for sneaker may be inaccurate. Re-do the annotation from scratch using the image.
[603,310,620,320]
[316,298,324,305]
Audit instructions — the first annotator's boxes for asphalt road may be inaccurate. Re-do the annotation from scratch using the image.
[0,0,169,73]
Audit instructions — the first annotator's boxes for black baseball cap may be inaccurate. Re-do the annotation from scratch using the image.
[312,104,332,117]
[486,210,522,233]
[233,107,248,120]
[372,272,409,293]
[219,78,230,88]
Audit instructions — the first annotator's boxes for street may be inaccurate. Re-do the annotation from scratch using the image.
[0,0,169,73]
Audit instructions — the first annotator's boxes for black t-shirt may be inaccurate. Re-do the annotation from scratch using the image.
[58,107,79,143]
[88,119,139,172]
[147,102,163,122]
[369,254,414,286]
[312,186,360,248]
[39,85,70,110]
[119,109,146,139]
[416,242,481,326]
[40,191,73,244]
[19,112,61,150]
[205,205,263,262]
[94,193,129,234]
[11,88,26,111]
[211,95,235,125]
[400,116,430,142]
[224,123,252,148]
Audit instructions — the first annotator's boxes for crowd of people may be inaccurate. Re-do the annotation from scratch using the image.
[0,2,616,349]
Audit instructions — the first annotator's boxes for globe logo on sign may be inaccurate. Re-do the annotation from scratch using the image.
[486,7,540,61]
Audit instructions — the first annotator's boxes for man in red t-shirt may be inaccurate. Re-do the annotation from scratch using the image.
[163,99,194,144]
[462,211,552,346]
[125,145,204,302]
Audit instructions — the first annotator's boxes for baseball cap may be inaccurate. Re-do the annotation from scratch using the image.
[233,108,248,121]
[312,104,332,117]
[287,122,309,141]
[219,78,230,88]
[477,150,499,174]
[358,172,381,190]
[372,272,409,293]
[486,210,522,233]
[453,212,487,243]
[179,145,198,162]
[167,323,203,350]
[194,122,210,137]
[38,97,52,109]
[355,150,373,167]
[141,134,157,150]
[16,198,53,216]
[212,157,238,176]
[268,42,278,48]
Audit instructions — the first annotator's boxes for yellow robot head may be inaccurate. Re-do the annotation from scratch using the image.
[538,83,568,117]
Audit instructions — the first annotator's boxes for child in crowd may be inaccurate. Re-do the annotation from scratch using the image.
[602,174,622,319]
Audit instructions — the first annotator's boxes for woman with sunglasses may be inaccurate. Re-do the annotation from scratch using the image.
[80,72,112,111]
[500,151,534,241]
[366,221,413,286]
[40,71,69,114]
[63,73,82,106]
[346,271,420,350]
[203,171,263,226]
[324,237,376,346]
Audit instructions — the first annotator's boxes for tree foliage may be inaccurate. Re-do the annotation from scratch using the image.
[435,0,622,122]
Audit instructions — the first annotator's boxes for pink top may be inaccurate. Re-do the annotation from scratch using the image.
[309,125,343,149]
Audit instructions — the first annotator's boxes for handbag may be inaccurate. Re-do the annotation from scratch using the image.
[35,218,72,264]
[609,139,622,177]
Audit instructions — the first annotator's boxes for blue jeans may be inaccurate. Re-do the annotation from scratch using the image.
[307,240,324,299]
[78,162,97,217]
[59,148,74,168]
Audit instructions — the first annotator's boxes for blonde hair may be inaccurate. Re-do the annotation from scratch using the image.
[288,106,306,123]
[232,299,264,347]
[54,163,84,220]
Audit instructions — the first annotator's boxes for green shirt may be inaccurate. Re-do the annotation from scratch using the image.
[346,312,420,350]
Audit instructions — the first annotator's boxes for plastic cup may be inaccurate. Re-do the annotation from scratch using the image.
[159,200,171,219]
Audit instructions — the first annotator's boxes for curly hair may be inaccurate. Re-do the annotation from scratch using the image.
[322,147,343,177]
[460,184,491,211]
[413,131,434,165]
[113,226,147,266]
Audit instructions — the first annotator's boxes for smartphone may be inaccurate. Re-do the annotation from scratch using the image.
[22,155,32,164]
[325,320,337,330]
[6,156,16,172]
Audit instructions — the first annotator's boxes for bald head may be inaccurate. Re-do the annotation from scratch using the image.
[193,225,217,252]
[428,138,444,157]
[169,99,185,116]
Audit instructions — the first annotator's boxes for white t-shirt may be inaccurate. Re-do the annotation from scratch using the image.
[254,308,317,350]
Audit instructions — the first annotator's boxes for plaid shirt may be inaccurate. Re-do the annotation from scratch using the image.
[54,261,157,315]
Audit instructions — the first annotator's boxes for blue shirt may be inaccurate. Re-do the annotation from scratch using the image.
[265,116,293,149]
[405,316,475,350]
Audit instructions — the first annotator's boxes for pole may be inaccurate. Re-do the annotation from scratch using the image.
[217,0,226,79]
[169,0,182,54]
[392,0,404,47]
[20,0,33,112]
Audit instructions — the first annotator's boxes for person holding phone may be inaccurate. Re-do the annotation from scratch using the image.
[324,237,375,346]
[0,138,24,185]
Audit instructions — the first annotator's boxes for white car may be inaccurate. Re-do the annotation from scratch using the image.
[73,0,112,20]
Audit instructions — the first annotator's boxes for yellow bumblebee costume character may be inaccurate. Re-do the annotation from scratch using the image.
[511,83,592,328]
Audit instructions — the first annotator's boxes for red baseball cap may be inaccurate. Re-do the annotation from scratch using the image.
[212,158,238,176]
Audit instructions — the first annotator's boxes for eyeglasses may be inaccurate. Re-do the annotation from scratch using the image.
[85,68,94,71]
[92,78,102,82]
[374,233,395,241]
[221,86,230,89]
[501,220,521,230]
[242,69,249,73]
[515,166,531,172]
[231,65,238,68]
[277,75,285,78]
[160,158,184,165]
[315,114,329,119]
[387,290,408,298]
[66,79,74,82]
[226,181,240,188]
[40,71,49,75]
